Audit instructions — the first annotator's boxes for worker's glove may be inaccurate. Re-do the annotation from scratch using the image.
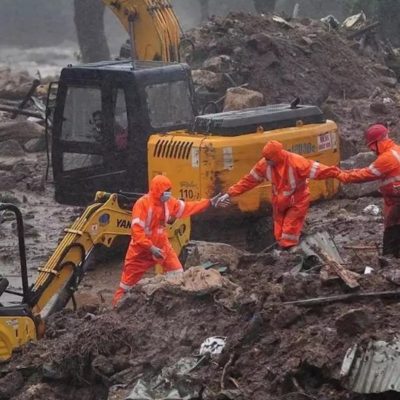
[150,246,164,259]
[215,193,231,208]
[210,193,223,207]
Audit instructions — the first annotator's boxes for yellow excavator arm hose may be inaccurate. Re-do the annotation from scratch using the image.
[103,0,181,61]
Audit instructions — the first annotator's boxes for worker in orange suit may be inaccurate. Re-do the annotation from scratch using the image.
[216,140,339,250]
[336,124,400,258]
[113,175,222,306]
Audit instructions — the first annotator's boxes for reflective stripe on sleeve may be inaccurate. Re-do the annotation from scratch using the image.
[281,232,300,241]
[119,282,134,290]
[175,200,186,218]
[392,150,400,163]
[132,218,145,228]
[309,162,320,179]
[266,165,272,181]
[368,164,382,177]
[250,168,263,182]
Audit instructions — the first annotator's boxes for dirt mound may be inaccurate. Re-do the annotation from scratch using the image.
[3,241,400,399]
[189,13,386,104]
[188,13,400,152]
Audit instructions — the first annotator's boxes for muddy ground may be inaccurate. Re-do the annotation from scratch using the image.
[1,12,400,400]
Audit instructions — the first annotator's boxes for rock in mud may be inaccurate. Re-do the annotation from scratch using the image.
[340,151,375,169]
[223,87,264,111]
[92,355,115,376]
[191,69,226,92]
[271,306,302,329]
[0,139,25,157]
[0,370,24,398]
[185,240,244,270]
[335,308,373,335]
[0,67,34,100]
[24,137,46,153]
[0,121,44,144]
[203,55,232,73]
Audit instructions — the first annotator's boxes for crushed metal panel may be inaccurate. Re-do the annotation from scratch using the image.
[341,340,400,393]
[300,231,343,264]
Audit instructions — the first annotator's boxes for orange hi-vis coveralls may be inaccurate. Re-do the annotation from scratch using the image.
[228,141,338,248]
[113,175,210,305]
[338,138,400,256]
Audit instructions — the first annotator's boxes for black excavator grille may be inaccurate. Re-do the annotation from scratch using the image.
[153,139,193,159]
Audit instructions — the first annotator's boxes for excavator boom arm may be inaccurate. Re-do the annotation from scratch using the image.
[29,192,189,316]
[103,0,181,62]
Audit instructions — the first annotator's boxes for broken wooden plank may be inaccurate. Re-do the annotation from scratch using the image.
[315,248,360,289]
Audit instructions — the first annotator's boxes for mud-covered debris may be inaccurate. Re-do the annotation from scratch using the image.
[0,370,24,398]
[335,307,373,335]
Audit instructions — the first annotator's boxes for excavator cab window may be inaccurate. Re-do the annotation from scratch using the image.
[61,86,104,172]
[145,80,193,130]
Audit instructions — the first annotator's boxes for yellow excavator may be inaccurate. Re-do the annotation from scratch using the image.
[50,1,340,245]
[0,192,189,361]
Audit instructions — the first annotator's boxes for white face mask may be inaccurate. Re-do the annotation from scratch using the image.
[160,191,172,202]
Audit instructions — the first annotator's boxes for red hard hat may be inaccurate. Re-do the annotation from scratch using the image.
[365,124,388,146]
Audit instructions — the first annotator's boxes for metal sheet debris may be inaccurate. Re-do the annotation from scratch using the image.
[341,340,400,393]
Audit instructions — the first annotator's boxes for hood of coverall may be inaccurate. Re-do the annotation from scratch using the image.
[149,175,172,202]
[262,141,287,164]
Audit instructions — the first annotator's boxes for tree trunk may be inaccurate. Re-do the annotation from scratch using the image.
[253,0,276,13]
[74,0,110,63]
[199,0,209,22]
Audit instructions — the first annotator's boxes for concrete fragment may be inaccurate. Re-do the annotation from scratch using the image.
[202,55,232,73]
[335,308,373,335]
[0,67,34,99]
[191,69,225,92]
[223,87,265,111]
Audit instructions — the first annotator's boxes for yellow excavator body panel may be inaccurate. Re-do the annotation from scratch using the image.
[103,0,180,61]
[0,316,36,361]
[148,121,340,212]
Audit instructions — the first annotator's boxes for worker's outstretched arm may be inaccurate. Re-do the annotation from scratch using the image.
[172,198,211,219]
[228,159,266,197]
[338,154,394,183]
[294,155,340,180]
[131,200,153,250]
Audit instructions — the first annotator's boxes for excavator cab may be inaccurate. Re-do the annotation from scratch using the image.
[52,60,196,204]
